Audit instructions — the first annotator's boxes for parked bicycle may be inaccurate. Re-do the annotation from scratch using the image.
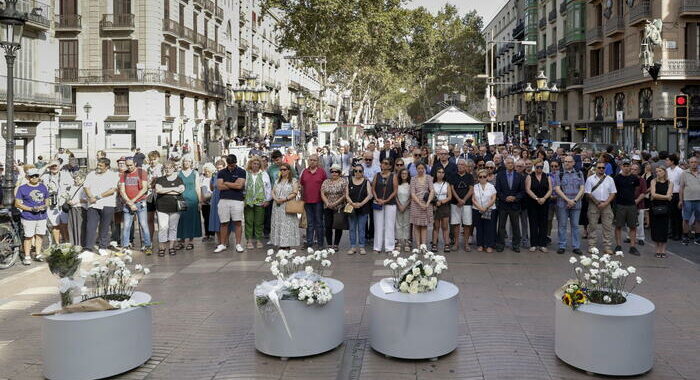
[0,208,22,269]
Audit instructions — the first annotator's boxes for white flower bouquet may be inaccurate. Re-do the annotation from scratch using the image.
[563,247,643,306]
[80,249,151,308]
[255,248,335,307]
[383,245,448,294]
[44,243,83,307]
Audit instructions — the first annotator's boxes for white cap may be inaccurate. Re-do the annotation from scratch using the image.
[631,154,641,161]
[26,168,40,176]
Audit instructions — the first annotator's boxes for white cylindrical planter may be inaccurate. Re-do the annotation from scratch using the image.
[369,280,459,360]
[41,292,153,380]
[254,278,344,358]
[554,292,654,376]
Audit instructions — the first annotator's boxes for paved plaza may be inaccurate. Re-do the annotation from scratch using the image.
[0,232,698,380]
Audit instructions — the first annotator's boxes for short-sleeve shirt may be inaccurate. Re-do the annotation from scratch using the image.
[217,166,247,201]
[553,170,585,209]
[16,183,49,220]
[449,172,474,205]
[300,167,327,204]
[155,176,184,213]
[585,175,617,202]
[473,182,497,210]
[84,170,120,209]
[613,174,640,206]
[120,168,148,203]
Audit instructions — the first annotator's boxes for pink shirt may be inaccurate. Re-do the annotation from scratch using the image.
[300,167,327,204]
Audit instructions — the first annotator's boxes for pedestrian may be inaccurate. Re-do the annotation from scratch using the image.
[40,160,71,244]
[300,154,327,249]
[270,163,301,249]
[472,169,497,252]
[410,162,433,248]
[133,147,146,167]
[155,161,185,256]
[200,163,216,241]
[215,154,246,253]
[321,164,347,251]
[585,161,617,254]
[679,156,700,245]
[65,172,87,247]
[146,151,163,240]
[431,167,452,252]
[345,164,372,255]
[650,167,673,258]
[666,154,683,240]
[176,156,202,250]
[372,159,398,253]
[430,148,457,179]
[553,156,585,255]
[15,168,49,265]
[244,156,272,249]
[628,163,648,246]
[547,160,561,242]
[395,168,412,252]
[613,160,641,256]
[83,158,119,255]
[118,158,153,254]
[495,158,525,252]
[208,159,227,238]
[525,159,552,252]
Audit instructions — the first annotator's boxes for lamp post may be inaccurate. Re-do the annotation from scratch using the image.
[298,93,306,149]
[0,0,26,208]
[523,71,559,144]
[83,102,92,167]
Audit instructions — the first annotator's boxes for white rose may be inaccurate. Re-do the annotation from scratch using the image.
[589,247,599,254]
[575,267,582,273]
[591,261,600,268]
[603,295,611,303]
[383,259,392,267]
[389,263,398,270]
[580,257,592,266]
[280,258,288,266]
[143,268,150,275]
[627,266,636,274]
[305,266,314,274]
[267,249,274,256]
[569,257,577,264]
[135,264,143,271]
[424,266,433,276]
[636,276,643,284]
[406,274,414,283]
[399,282,409,292]
[412,267,421,276]
[108,278,118,286]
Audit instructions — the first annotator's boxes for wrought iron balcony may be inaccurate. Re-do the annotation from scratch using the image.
[560,1,567,15]
[162,19,179,37]
[252,46,260,58]
[196,34,207,48]
[539,16,546,29]
[537,49,547,60]
[547,43,557,57]
[567,72,584,88]
[558,38,566,51]
[100,14,135,31]
[680,0,700,15]
[181,26,195,42]
[0,76,72,108]
[513,20,525,40]
[628,0,650,26]
[604,17,625,37]
[55,69,226,98]
[215,5,224,20]
[586,26,603,45]
[55,14,81,31]
[17,0,50,30]
[204,0,215,15]
[512,49,525,65]
[549,8,557,23]
[239,38,249,51]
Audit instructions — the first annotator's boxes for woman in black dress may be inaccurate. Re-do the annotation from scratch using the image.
[525,159,552,252]
[650,167,673,258]
[641,162,654,228]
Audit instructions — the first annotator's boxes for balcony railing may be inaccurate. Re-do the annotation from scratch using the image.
[163,19,179,36]
[193,0,204,8]
[538,16,546,29]
[628,0,650,26]
[582,59,700,93]
[204,0,215,15]
[567,72,584,87]
[513,21,524,40]
[512,49,525,65]
[206,38,216,52]
[55,14,81,30]
[100,14,135,30]
[565,28,586,45]
[680,0,700,15]
[17,0,50,30]
[548,9,557,23]
[64,104,77,115]
[114,105,130,115]
[239,38,249,51]
[239,68,252,79]
[560,1,567,15]
[558,38,566,51]
[55,69,226,98]
[547,43,557,57]
[537,49,546,60]
[604,17,624,37]
[215,5,224,20]
[586,26,603,45]
[197,34,207,47]
[252,46,260,58]
[181,26,195,42]
[0,76,72,107]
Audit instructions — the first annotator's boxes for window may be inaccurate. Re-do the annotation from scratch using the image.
[164,0,169,19]
[193,54,199,78]
[114,40,134,72]
[179,49,185,75]
[226,52,232,73]
[608,40,623,71]
[114,0,131,15]
[205,99,210,119]
[165,92,171,116]
[686,23,699,60]
[59,0,77,15]
[114,89,129,115]
[590,48,603,77]
[59,129,82,149]
[59,40,78,80]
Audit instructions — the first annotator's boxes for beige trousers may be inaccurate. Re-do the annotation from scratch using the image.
[587,203,614,251]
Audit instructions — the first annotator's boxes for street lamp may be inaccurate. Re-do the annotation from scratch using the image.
[0,0,26,208]
[523,71,558,144]
[83,102,93,167]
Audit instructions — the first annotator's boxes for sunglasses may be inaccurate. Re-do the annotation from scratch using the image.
[364,159,373,162]
[29,174,40,178]
[413,154,420,157]
[478,176,487,179]
[395,163,404,166]
[597,166,606,169]
[353,169,363,173]
[536,166,544,169]
[280,168,289,171]
[331,170,340,174]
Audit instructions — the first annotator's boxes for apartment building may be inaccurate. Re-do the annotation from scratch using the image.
[583,0,700,152]
[0,0,71,164]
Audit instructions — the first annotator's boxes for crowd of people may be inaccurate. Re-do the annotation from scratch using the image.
[10,136,700,265]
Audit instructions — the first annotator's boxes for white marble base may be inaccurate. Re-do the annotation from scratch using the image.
[369,280,459,360]
[254,278,345,358]
[554,292,655,376]
[41,292,153,380]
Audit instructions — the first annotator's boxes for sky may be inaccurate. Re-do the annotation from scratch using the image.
[406,0,508,25]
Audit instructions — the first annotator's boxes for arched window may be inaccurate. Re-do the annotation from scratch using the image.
[226,21,232,41]
[639,88,652,118]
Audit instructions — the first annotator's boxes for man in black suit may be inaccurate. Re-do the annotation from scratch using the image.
[495,157,525,252]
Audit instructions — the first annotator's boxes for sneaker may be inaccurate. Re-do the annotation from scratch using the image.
[236,244,245,253]
[540,247,548,253]
[347,248,355,255]
[256,241,264,249]
[629,246,640,256]
[638,240,645,246]
[529,246,537,252]
[557,248,565,254]
[359,248,367,255]
[144,246,153,256]
[22,257,31,265]
[681,236,690,245]
[246,241,254,249]
[623,238,631,243]
[512,246,520,253]
[614,245,622,253]
[695,238,700,246]
[572,249,583,255]
[214,244,227,253]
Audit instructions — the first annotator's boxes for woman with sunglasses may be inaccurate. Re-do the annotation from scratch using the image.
[345,164,373,255]
[372,159,399,254]
[394,158,405,173]
[321,164,347,251]
[472,169,497,252]
[410,162,434,248]
[525,159,553,252]
[431,168,453,252]
[395,168,412,252]
[270,163,301,249]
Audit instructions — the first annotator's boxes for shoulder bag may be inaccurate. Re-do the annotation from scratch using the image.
[345,179,365,214]
[176,195,188,212]
[285,181,305,214]
[61,184,83,213]
[651,204,668,216]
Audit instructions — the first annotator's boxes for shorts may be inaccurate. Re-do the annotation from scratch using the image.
[614,204,638,228]
[21,218,48,238]
[450,204,473,226]
[218,199,244,223]
[46,207,68,227]
[682,200,700,221]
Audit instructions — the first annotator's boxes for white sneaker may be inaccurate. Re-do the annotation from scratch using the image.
[236,244,245,253]
[214,244,227,253]
[98,248,109,256]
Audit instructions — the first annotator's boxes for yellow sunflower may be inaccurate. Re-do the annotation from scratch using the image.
[562,293,572,306]
[574,290,586,303]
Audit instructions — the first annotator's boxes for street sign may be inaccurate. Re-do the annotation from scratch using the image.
[489,109,497,118]
[616,111,624,130]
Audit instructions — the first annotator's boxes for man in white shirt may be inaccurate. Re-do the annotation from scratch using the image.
[585,162,617,254]
[665,154,684,240]
[83,158,120,254]
[40,160,72,244]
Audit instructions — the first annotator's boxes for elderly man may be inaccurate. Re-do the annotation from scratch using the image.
[554,156,585,255]
[680,156,700,245]
[84,158,120,255]
[431,148,457,178]
[449,159,474,251]
[495,157,525,252]
[40,160,72,244]
[118,158,152,254]
[300,154,327,249]
[585,161,617,254]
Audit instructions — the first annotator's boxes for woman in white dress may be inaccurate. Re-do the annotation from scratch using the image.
[395,168,412,252]
[270,163,301,249]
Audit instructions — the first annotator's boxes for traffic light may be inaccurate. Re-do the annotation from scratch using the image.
[675,94,689,129]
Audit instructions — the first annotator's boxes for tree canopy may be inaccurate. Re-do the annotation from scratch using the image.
[262,0,485,125]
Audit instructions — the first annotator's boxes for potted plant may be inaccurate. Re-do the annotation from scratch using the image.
[554,247,655,376]
[382,245,448,294]
[44,244,84,307]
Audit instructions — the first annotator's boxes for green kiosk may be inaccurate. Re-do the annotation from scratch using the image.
[420,106,486,149]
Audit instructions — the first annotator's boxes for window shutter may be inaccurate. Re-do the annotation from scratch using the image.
[102,40,114,71]
[131,39,139,68]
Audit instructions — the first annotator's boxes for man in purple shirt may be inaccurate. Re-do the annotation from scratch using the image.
[15,168,50,265]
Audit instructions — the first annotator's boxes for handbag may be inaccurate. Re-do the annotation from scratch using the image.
[285,199,305,214]
[481,209,492,220]
[333,210,349,230]
[176,196,188,212]
[61,184,83,213]
[651,204,668,216]
[343,203,355,214]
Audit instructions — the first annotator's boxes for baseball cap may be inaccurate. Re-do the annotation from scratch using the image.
[621,159,631,165]
[48,160,61,167]
[631,154,641,161]
[26,168,40,176]
[117,156,127,162]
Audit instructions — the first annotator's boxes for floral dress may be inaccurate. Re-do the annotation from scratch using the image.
[270,179,301,247]
[321,178,347,211]
[410,174,433,226]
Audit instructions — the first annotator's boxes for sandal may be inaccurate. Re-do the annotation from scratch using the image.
[430,243,437,251]
[444,245,450,253]
[158,249,166,257]
[169,248,177,256]
[174,243,184,250]
[185,243,194,250]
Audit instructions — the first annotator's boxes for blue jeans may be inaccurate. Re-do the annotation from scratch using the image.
[557,206,581,249]
[348,212,368,248]
[305,202,324,247]
[122,201,152,248]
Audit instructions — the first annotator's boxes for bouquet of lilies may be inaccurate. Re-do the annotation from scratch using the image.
[383,245,447,294]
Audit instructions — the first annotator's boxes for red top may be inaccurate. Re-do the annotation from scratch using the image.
[120,168,148,203]
[300,167,327,204]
